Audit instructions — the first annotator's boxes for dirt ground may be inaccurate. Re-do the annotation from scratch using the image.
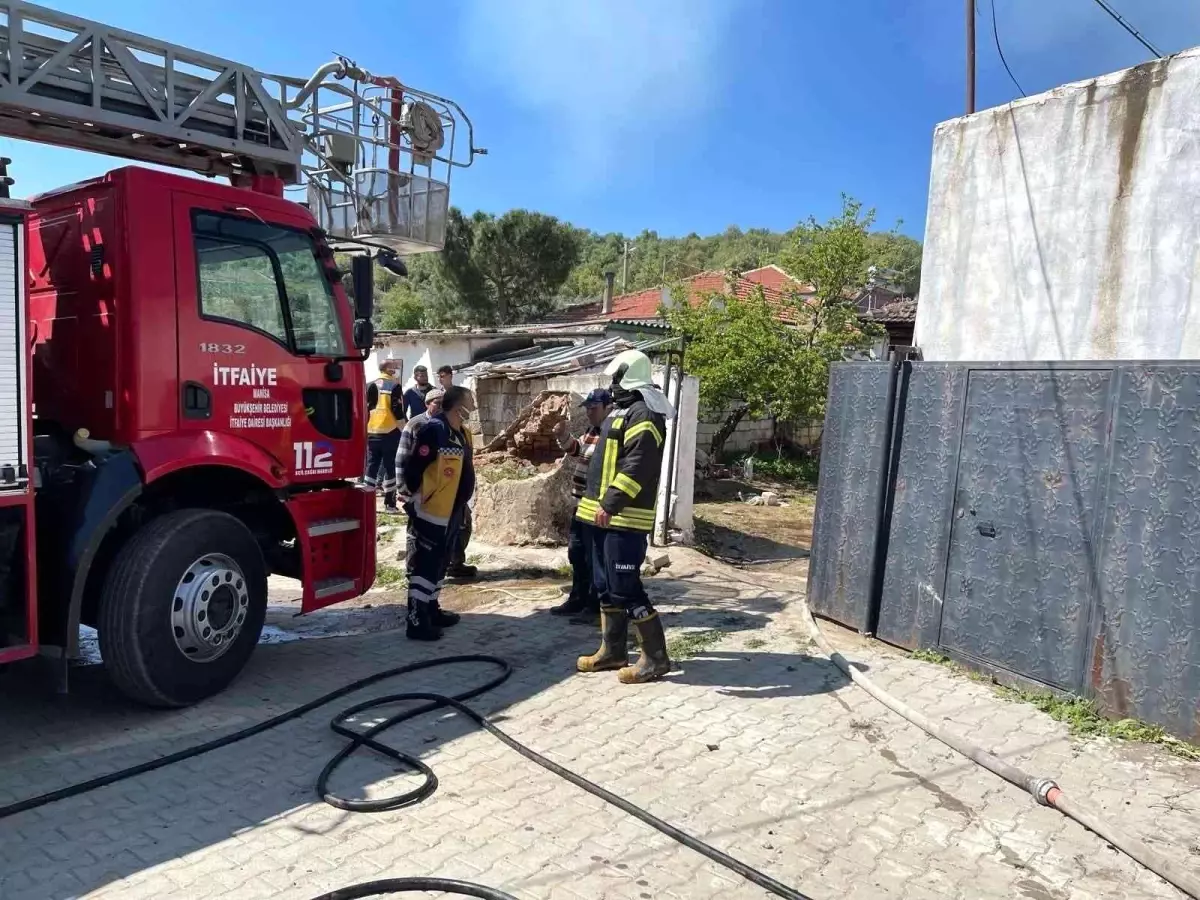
[692,476,815,578]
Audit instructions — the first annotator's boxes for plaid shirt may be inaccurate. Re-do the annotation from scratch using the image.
[563,426,602,499]
[395,412,430,498]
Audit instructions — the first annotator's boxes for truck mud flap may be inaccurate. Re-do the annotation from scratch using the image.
[286,485,376,614]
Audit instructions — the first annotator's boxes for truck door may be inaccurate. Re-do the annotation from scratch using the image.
[171,192,359,481]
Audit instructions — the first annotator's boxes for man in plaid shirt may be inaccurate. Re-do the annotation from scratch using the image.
[550,388,613,622]
[396,388,444,501]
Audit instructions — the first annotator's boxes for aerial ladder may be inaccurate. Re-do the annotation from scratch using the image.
[0,1,483,707]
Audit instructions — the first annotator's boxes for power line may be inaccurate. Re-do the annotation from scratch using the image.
[1089,0,1164,58]
[991,0,1026,98]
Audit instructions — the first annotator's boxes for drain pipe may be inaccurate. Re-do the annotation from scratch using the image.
[803,609,1200,899]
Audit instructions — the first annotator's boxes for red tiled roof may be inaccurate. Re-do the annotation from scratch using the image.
[543,266,816,327]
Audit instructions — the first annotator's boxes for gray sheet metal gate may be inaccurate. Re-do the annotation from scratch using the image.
[808,360,1200,742]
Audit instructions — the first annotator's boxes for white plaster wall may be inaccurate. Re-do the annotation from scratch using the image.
[917,49,1200,362]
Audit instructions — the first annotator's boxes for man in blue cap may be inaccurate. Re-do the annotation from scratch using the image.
[551,387,613,623]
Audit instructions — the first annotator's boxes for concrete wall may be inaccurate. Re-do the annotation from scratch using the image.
[917,49,1200,362]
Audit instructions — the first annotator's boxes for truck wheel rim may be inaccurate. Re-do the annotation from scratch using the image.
[171,553,250,663]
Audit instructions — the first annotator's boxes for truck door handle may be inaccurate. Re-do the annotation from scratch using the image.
[182,381,212,420]
[977,522,996,538]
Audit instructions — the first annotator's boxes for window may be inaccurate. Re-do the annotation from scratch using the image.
[194,212,346,356]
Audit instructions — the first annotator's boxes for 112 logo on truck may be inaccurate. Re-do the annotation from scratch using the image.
[293,440,334,475]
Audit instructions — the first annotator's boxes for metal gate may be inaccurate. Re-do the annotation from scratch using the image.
[809,360,1200,740]
[937,369,1110,693]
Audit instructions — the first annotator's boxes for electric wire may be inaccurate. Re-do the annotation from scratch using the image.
[991,0,1027,98]
[1089,0,1165,58]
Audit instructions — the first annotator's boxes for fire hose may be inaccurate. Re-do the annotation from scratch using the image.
[0,655,815,900]
[802,608,1200,900]
[1,642,1196,899]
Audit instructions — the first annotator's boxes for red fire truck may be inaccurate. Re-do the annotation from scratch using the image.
[0,2,479,707]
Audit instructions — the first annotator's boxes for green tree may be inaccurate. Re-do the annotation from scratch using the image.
[377,282,426,330]
[431,208,582,325]
[666,287,791,457]
[669,197,883,457]
[865,230,923,295]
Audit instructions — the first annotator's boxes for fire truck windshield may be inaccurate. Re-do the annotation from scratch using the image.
[194,211,348,358]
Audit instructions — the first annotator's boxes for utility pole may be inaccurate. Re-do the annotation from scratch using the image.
[621,240,635,293]
[966,0,976,114]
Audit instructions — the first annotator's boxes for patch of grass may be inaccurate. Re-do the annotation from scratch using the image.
[911,648,953,666]
[909,648,1200,761]
[667,629,726,660]
[478,461,534,483]
[744,636,767,650]
[553,564,573,578]
[375,564,406,587]
[995,688,1200,761]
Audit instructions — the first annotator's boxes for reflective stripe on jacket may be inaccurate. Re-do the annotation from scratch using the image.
[576,399,666,533]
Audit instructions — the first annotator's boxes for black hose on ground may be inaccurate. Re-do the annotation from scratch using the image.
[803,611,1200,900]
[0,655,815,900]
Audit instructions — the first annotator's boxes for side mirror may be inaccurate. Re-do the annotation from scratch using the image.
[350,255,374,321]
[353,319,374,351]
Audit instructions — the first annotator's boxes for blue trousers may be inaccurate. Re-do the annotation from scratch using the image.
[590,527,653,619]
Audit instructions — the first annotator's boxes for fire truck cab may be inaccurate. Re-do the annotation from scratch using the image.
[0,1,480,707]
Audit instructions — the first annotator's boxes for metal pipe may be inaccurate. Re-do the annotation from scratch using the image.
[966,0,976,114]
[282,60,348,110]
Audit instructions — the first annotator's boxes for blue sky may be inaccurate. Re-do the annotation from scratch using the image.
[6,0,1200,241]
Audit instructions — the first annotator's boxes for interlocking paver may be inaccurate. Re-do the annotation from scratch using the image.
[1,549,1198,900]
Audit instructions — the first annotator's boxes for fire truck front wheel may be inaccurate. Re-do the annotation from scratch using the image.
[98,508,269,708]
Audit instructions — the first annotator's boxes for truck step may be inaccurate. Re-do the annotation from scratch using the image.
[307,518,360,537]
[313,577,357,600]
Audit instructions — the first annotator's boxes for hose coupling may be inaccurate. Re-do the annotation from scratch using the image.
[1032,778,1059,806]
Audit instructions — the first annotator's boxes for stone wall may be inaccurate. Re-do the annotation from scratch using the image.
[695,405,823,455]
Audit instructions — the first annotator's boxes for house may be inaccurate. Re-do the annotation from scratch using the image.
[543,264,815,329]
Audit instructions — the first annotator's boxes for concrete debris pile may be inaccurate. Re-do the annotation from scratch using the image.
[472,390,589,546]
[481,390,588,464]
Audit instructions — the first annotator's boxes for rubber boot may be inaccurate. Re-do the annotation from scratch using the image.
[576,607,628,673]
[569,595,601,626]
[434,601,461,628]
[406,602,443,641]
[550,592,588,616]
[618,613,671,684]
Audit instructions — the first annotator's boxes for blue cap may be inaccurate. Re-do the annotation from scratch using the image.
[581,388,612,407]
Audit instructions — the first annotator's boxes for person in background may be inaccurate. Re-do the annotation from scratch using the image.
[403,364,432,420]
[400,385,477,641]
[433,364,477,580]
[364,357,405,512]
[576,350,675,684]
[551,388,613,624]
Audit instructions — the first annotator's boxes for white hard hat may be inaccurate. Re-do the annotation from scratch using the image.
[606,349,654,392]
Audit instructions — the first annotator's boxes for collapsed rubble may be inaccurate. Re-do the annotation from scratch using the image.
[471,390,590,545]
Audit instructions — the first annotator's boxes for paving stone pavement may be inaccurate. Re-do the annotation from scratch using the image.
[1,550,1198,900]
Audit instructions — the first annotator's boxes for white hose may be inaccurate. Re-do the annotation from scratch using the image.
[802,608,1200,899]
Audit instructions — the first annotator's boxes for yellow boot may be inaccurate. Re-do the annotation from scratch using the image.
[618,612,671,684]
[576,606,628,672]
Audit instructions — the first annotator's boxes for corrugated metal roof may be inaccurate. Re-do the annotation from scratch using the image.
[461,335,678,381]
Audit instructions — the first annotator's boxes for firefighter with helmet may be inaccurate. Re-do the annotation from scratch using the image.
[365,352,406,512]
[576,349,675,683]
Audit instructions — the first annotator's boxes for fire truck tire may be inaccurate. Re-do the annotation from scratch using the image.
[97,508,268,708]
